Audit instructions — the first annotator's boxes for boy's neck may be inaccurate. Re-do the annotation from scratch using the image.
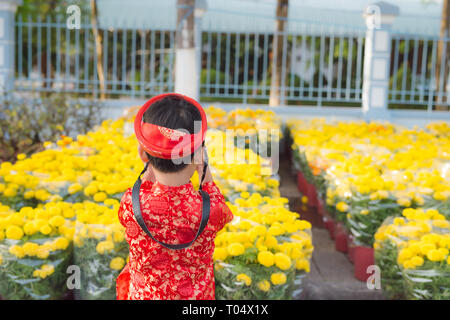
[153,167,194,187]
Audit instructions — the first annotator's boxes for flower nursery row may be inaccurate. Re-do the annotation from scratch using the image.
[287,119,449,299]
[0,107,312,300]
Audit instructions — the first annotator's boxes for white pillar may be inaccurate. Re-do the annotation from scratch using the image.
[175,0,206,101]
[362,2,399,120]
[175,47,198,99]
[0,0,22,93]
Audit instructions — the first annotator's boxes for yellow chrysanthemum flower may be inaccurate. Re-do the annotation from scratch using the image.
[110,257,125,270]
[336,202,349,212]
[227,243,245,256]
[270,272,287,285]
[236,273,252,286]
[257,280,271,292]
[22,242,39,256]
[257,251,275,267]
[9,245,25,258]
[5,225,24,240]
[274,252,291,271]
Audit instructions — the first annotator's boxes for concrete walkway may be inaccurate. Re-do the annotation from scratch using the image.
[278,156,386,300]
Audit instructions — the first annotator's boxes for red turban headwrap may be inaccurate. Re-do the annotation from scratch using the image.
[134,93,207,160]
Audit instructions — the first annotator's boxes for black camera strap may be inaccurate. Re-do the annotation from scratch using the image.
[131,162,210,250]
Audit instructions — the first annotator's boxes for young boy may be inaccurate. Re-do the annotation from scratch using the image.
[116,93,233,300]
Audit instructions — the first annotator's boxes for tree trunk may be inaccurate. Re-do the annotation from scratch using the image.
[269,0,289,107]
[435,0,450,111]
[176,0,195,48]
[90,0,106,100]
[41,0,58,92]
[175,0,198,99]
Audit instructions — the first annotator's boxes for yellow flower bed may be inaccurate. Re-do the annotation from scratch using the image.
[206,106,282,158]
[0,202,74,299]
[213,193,313,299]
[206,106,281,132]
[70,200,128,300]
[288,119,450,246]
[374,208,450,300]
[204,130,280,201]
[0,107,312,300]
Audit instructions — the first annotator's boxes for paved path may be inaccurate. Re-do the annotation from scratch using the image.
[278,156,386,300]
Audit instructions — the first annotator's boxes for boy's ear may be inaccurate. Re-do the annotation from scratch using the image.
[138,144,149,163]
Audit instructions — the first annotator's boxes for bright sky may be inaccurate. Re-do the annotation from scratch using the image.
[97,0,444,35]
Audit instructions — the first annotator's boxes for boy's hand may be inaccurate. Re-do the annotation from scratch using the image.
[196,147,212,184]
[197,163,213,185]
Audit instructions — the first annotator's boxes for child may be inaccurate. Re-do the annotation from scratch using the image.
[116,93,233,300]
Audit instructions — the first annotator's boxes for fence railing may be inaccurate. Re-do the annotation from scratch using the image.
[389,33,450,111]
[15,16,175,97]
[199,26,366,105]
[9,13,450,111]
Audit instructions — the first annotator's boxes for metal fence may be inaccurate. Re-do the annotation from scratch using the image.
[15,15,175,97]
[389,33,450,111]
[13,14,450,110]
[199,25,366,105]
